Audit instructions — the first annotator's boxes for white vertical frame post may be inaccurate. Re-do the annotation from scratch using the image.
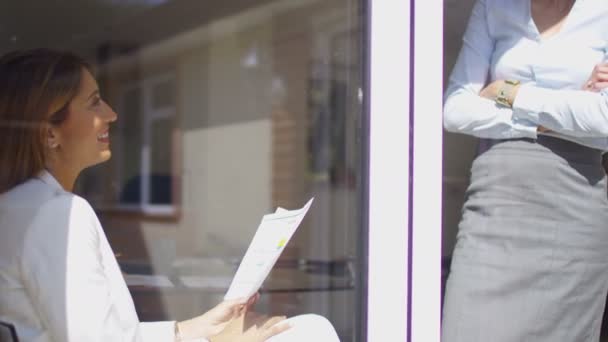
[367,1,412,341]
[411,0,443,341]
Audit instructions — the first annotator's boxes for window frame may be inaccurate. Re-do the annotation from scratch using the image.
[112,72,179,217]
[365,1,443,341]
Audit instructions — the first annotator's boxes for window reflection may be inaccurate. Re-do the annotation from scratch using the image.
[114,75,177,211]
[2,0,364,341]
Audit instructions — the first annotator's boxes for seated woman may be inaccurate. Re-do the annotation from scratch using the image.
[0,48,340,342]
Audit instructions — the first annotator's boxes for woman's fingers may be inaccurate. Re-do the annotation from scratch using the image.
[228,297,250,309]
[246,292,261,308]
[584,68,608,91]
[262,322,291,340]
[592,63,608,75]
[596,63,608,72]
[217,294,260,319]
[592,73,608,83]
[591,72,608,83]
[260,316,291,340]
[261,315,286,329]
[215,297,248,319]
[218,297,248,310]
[585,80,608,92]
[593,81,608,91]
[479,81,500,99]
[584,63,608,90]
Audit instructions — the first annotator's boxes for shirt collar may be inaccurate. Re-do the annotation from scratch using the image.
[37,169,64,191]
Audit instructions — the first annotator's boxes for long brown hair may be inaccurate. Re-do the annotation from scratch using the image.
[0,48,92,193]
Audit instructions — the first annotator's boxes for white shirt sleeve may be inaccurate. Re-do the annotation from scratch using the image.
[512,85,608,137]
[140,322,179,342]
[20,195,176,342]
[443,0,538,139]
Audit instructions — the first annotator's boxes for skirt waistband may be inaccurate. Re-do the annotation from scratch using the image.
[480,135,604,165]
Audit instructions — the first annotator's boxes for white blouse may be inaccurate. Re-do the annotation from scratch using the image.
[0,171,176,341]
[444,0,608,150]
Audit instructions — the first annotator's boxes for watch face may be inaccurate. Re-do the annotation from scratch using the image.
[496,92,510,107]
[495,80,518,108]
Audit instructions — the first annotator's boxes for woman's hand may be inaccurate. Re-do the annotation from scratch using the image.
[208,311,291,342]
[479,80,503,100]
[479,80,521,105]
[481,80,551,133]
[583,62,608,92]
[177,293,261,340]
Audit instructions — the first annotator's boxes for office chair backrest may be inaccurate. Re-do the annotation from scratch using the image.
[0,320,18,342]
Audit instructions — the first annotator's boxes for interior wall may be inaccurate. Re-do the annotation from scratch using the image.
[442,0,478,259]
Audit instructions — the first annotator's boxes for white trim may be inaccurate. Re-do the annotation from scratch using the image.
[141,204,177,216]
[367,2,411,341]
[104,203,177,216]
[411,0,443,341]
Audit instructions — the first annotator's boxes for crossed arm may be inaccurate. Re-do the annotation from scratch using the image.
[477,64,608,135]
[443,0,608,139]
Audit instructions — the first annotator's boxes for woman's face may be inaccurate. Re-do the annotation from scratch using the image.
[50,68,117,170]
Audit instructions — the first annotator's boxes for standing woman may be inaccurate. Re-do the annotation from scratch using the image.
[442,0,608,341]
[0,49,340,342]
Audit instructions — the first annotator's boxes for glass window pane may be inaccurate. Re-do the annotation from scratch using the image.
[119,87,144,205]
[149,117,174,205]
[2,1,365,341]
[151,79,175,110]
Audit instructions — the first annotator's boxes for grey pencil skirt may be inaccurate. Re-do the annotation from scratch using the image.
[442,135,608,342]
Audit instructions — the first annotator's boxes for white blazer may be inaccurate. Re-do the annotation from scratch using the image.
[0,170,175,341]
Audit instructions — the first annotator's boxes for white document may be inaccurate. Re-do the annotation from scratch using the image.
[180,275,233,289]
[224,198,314,300]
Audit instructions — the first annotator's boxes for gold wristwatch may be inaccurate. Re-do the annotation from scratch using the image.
[495,79,520,108]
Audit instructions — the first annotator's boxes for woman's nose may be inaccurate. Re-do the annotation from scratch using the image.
[104,101,118,122]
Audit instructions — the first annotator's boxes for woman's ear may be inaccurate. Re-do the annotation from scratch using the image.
[46,126,60,149]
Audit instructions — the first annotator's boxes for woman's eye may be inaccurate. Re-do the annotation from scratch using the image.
[92,97,101,106]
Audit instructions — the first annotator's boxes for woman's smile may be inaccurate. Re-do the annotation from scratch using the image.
[97,130,110,144]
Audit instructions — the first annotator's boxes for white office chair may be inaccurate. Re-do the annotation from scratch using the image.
[0,321,18,342]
